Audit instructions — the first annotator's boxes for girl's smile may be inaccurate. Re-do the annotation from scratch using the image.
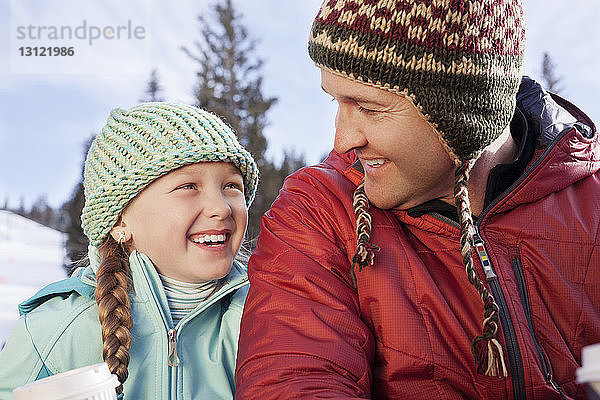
[113,162,248,283]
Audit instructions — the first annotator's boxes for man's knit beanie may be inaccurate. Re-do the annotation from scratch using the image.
[309,0,525,162]
[81,102,258,247]
[309,0,526,378]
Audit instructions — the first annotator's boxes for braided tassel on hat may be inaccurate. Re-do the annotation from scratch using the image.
[350,182,380,288]
[455,161,507,378]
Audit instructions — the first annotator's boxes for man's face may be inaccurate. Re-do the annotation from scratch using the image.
[321,69,456,210]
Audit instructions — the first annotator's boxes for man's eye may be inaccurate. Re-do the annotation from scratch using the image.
[357,105,377,115]
[178,183,197,190]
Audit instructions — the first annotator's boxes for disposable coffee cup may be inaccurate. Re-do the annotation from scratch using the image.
[13,362,120,400]
[576,343,600,400]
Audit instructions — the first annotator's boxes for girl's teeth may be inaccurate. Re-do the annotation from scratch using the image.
[191,234,227,244]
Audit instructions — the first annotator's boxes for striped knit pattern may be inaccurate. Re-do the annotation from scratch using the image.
[308,0,525,162]
[81,102,258,246]
[159,274,218,326]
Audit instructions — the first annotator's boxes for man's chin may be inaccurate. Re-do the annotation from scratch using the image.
[364,188,405,211]
[364,178,453,211]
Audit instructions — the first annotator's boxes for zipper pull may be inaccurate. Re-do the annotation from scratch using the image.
[546,373,567,398]
[472,232,497,281]
[168,329,180,367]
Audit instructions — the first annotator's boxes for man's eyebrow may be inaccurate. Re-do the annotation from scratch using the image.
[320,85,387,106]
[350,96,387,106]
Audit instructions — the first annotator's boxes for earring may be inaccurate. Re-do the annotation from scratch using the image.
[117,231,126,244]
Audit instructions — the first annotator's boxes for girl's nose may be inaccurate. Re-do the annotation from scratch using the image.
[203,191,232,219]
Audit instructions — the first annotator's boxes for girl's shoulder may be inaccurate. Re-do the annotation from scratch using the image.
[22,283,98,339]
[19,269,96,315]
[16,272,102,374]
[0,274,102,390]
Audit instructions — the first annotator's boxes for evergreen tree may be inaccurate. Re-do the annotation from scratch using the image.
[141,69,165,102]
[61,136,94,273]
[278,150,306,184]
[182,0,303,240]
[541,52,563,94]
[17,196,25,215]
[28,195,60,230]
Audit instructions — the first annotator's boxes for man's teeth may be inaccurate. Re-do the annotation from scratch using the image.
[366,159,385,167]
[191,234,226,244]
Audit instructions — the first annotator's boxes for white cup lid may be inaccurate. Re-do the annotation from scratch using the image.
[577,343,600,384]
[13,362,120,400]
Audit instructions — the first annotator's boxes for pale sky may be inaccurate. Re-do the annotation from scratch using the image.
[1,0,599,209]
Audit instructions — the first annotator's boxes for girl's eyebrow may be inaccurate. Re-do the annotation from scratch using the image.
[168,168,242,181]
[164,171,191,181]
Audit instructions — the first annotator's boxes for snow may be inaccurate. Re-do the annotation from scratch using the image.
[0,210,67,346]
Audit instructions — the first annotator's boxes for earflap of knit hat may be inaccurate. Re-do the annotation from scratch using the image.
[308,0,526,161]
[81,102,258,246]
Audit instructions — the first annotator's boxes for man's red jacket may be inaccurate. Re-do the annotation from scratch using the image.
[236,82,600,399]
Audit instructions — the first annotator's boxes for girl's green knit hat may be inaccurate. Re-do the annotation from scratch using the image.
[81,102,259,247]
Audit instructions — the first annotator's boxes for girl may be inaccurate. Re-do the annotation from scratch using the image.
[0,103,258,399]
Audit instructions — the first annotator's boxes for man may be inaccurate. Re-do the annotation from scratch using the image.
[236,0,600,398]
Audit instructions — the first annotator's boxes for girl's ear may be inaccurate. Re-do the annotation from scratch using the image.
[109,220,132,243]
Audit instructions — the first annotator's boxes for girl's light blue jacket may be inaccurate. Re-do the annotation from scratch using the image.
[0,247,249,399]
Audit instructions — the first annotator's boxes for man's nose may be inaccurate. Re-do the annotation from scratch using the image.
[333,105,367,154]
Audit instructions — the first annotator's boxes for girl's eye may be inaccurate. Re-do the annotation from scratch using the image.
[225,182,243,191]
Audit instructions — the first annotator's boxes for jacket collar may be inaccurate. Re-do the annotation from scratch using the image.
[83,246,248,309]
[517,76,594,145]
[489,78,599,214]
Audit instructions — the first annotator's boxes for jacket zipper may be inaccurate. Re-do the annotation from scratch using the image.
[134,254,249,399]
[165,277,249,399]
[168,328,180,367]
[511,251,567,399]
[165,277,247,368]
[425,125,578,397]
[473,230,526,400]
[168,329,179,400]
[470,124,578,399]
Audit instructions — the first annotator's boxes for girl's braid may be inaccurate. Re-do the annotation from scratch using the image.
[96,236,133,394]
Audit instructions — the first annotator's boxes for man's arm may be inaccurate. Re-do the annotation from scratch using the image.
[235,167,375,399]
